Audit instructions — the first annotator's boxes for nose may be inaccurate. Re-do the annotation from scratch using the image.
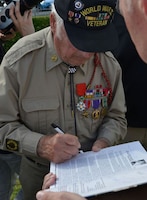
[69,43,94,59]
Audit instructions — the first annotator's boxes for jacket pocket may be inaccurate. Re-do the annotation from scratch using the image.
[21,97,59,134]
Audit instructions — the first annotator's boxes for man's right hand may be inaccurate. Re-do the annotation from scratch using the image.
[37,133,81,163]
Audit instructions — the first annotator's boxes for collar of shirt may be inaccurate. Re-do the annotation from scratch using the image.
[46,31,94,76]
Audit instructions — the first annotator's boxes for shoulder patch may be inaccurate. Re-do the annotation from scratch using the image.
[6,139,19,151]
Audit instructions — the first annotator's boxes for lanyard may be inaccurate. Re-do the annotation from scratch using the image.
[68,66,78,136]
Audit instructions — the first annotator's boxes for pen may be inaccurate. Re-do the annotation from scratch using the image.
[51,123,64,134]
[51,123,84,153]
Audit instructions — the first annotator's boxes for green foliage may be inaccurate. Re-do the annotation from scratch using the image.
[33,16,50,32]
[10,179,21,200]
[4,16,50,52]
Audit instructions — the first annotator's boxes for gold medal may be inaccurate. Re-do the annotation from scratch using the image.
[101,107,107,117]
[91,109,100,120]
[82,111,89,118]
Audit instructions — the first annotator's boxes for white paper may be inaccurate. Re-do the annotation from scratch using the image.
[50,141,147,197]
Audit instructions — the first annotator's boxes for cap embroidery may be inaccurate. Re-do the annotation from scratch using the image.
[68,4,114,28]
[74,0,84,11]
[54,0,118,51]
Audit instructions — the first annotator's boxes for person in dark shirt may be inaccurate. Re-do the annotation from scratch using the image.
[0,28,16,63]
[112,12,147,150]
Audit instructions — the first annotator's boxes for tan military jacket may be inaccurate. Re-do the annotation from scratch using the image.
[0,27,127,165]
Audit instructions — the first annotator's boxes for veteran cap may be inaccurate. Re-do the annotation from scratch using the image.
[54,0,118,52]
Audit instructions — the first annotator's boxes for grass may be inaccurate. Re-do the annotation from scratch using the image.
[4,15,50,52]
[10,179,22,200]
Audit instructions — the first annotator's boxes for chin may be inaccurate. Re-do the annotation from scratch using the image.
[137,47,147,64]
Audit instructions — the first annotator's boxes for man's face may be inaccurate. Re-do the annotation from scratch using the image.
[119,0,136,43]
[119,0,147,63]
[54,25,94,66]
[51,13,94,66]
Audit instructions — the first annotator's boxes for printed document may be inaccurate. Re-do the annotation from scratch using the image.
[50,141,147,197]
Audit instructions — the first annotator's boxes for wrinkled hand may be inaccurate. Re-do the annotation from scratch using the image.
[36,172,86,200]
[92,138,110,152]
[9,1,35,36]
[37,133,81,163]
[36,190,86,200]
[42,173,56,190]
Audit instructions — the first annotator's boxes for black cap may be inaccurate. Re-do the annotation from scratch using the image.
[54,0,118,52]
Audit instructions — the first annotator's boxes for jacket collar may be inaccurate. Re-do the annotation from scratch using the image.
[45,28,94,75]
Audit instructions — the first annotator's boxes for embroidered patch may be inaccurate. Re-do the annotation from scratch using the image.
[6,139,19,151]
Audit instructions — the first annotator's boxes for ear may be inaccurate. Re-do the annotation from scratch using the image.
[139,0,147,16]
[50,13,56,33]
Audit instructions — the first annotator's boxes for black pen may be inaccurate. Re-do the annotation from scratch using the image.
[51,123,83,153]
[51,123,64,134]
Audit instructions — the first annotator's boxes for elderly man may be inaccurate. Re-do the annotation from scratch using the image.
[36,0,147,199]
[0,0,127,199]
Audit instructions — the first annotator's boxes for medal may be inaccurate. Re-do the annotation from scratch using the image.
[82,111,89,118]
[91,109,100,120]
[76,83,86,96]
[92,99,100,109]
[76,101,86,111]
[101,107,107,117]
[76,83,87,112]
[102,97,108,107]
[91,99,100,120]
[101,97,108,117]
[75,53,113,120]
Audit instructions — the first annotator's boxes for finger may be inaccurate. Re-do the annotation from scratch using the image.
[9,5,16,21]
[92,139,109,152]
[36,191,57,200]
[36,191,44,200]
[13,1,22,19]
[22,9,30,20]
[64,145,80,156]
[51,150,74,163]
[64,134,81,148]
[24,10,32,19]
[42,173,56,190]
